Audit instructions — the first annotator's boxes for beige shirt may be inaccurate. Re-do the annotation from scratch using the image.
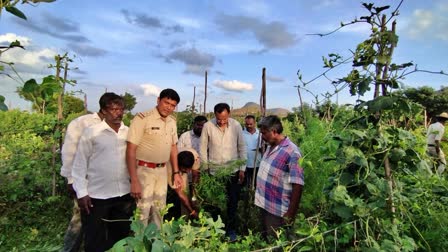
[61,113,102,184]
[167,147,200,189]
[200,117,246,172]
[127,108,178,163]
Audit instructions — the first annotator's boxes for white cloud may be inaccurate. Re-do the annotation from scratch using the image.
[406,8,448,41]
[213,80,253,92]
[408,9,434,39]
[0,33,32,46]
[0,33,57,74]
[140,84,161,97]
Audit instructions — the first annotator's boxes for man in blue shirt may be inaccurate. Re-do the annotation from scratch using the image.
[243,115,261,189]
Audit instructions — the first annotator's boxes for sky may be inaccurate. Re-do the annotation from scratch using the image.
[1,0,448,113]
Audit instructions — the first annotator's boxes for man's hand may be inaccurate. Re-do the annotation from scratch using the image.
[66,183,76,199]
[130,180,142,199]
[173,173,183,189]
[189,209,199,219]
[238,170,245,184]
[78,195,93,215]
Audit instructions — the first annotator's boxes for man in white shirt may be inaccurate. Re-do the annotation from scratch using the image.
[200,103,246,241]
[72,93,134,252]
[178,115,208,154]
[243,115,261,189]
[427,112,448,175]
[60,94,106,252]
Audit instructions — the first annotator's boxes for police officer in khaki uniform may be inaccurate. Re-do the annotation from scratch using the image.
[126,88,183,227]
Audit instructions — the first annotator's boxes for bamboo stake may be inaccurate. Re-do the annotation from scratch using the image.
[192,86,196,113]
[251,68,267,190]
[52,55,62,197]
[84,93,88,114]
[203,71,207,116]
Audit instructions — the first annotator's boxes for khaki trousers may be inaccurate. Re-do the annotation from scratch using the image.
[136,165,168,228]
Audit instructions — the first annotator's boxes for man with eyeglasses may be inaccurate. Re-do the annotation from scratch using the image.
[71,93,134,251]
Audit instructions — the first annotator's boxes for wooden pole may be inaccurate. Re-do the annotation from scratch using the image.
[52,55,62,197]
[203,71,208,116]
[251,67,267,190]
[84,93,88,114]
[192,86,196,113]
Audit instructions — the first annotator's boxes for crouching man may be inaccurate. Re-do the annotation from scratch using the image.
[166,147,201,220]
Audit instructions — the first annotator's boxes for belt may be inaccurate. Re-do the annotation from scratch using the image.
[138,160,166,168]
[428,144,436,147]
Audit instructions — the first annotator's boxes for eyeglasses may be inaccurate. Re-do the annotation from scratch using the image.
[107,107,124,112]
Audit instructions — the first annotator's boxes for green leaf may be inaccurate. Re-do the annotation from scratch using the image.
[365,96,398,112]
[332,205,353,220]
[23,79,38,93]
[10,40,22,48]
[151,240,169,252]
[339,172,354,186]
[0,103,8,111]
[298,245,314,251]
[109,238,127,252]
[5,6,27,20]
[144,223,160,239]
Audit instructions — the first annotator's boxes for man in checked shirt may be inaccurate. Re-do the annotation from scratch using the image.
[254,115,304,240]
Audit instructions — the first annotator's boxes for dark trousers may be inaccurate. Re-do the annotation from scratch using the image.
[245,167,259,189]
[166,186,181,220]
[82,194,135,252]
[260,208,286,240]
[226,171,242,232]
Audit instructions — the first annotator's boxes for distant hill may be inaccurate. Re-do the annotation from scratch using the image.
[231,102,290,117]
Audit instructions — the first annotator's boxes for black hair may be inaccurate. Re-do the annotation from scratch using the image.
[178,151,195,169]
[214,103,230,114]
[194,115,208,123]
[245,115,256,120]
[159,88,180,104]
[258,115,283,134]
[99,92,124,110]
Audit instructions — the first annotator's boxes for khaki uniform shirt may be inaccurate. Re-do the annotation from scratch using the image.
[127,108,178,163]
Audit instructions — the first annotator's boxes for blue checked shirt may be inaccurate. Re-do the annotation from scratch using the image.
[255,137,304,217]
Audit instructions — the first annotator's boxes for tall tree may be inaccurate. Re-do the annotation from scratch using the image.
[400,86,448,120]
[63,94,84,117]
[17,76,61,114]
[0,95,8,111]
[121,92,137,112]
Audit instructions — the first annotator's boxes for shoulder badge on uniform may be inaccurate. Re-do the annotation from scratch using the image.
[137,112,145,119]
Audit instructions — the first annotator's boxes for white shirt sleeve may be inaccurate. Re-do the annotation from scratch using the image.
[60,119,83,184]
[237,124,247,171]
[199,124,210,165]
[177,132,187,148]
[71,128,93,199]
